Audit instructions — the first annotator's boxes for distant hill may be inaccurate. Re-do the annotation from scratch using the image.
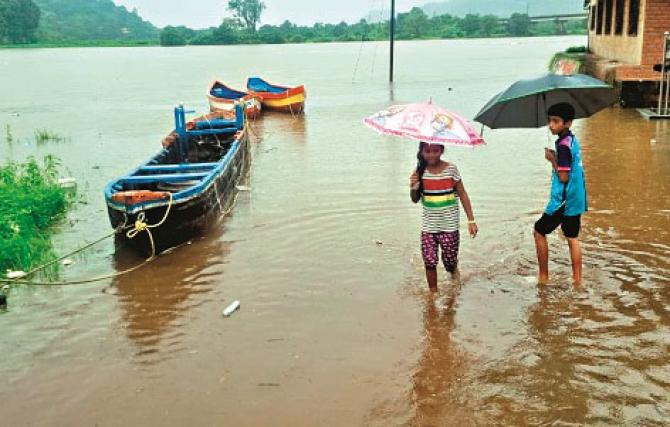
[366,0,586,22]
[34,0,159,42]
[422,0,585,18]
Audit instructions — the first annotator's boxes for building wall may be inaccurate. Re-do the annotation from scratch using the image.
[587,0,646,65]
[640,0,669,69]
[618,0,669,80]
[587,0,670,82]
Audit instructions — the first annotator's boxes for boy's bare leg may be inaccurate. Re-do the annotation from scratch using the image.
[567,238,582,285]
[533,230,550,284]
[425,267,438,291]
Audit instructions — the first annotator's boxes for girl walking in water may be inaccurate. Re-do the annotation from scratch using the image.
[410,142,478,291]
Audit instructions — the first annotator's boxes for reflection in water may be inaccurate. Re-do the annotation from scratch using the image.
[247,111,306,149]
[409,293,472,426]
[111,233,229,361]
[471,108,670,425]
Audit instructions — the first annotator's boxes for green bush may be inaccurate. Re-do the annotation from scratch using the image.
[566,45,587,53]
[0,155,71,276]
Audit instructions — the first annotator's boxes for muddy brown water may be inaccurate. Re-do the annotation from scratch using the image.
[1,37,669,425]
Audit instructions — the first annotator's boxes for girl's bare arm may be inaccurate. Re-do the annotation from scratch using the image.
[455,180,478,237]
[410,171,421,203]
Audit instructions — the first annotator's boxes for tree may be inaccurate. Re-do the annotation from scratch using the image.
[507,13,531,37]
[462,14,481,37]
[398,7,429,39]
[257,24,283,44]
[0,0,41,43]
[211,18,241,44]
[479,15,500,37]
[227,0,265,33]
[160,26,186,46]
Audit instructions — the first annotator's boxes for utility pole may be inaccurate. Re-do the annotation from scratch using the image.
[389,0,395,83]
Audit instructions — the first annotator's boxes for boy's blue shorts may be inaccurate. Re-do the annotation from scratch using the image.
[534,208,581,239]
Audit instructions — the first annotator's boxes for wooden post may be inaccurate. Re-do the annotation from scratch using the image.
[658,32,669,114]
[389,0,395,83]
[665,32,670,114]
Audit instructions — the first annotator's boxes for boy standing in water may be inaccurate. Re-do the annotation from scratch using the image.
[534,103,587,284]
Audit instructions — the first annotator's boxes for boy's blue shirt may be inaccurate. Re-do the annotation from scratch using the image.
[545,131,588,216]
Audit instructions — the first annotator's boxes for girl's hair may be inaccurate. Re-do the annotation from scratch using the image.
[416,142,444,195]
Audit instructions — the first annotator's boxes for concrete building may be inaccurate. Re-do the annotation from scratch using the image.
[585,0,670,106]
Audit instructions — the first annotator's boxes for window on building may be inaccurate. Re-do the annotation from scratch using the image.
[590,6,597,31]
[628,0,639,35]
[597,0,604,35]
[605,0,613,34]
[615,0,624,35]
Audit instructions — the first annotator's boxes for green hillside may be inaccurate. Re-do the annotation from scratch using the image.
[34,0,158,42]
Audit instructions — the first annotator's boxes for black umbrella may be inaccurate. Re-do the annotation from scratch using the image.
[474,73,618,129]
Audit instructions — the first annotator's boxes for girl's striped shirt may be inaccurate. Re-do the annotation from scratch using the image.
[421,164,461,233]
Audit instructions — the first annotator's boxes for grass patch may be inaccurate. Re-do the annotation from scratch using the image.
[0,155,72,277]
[4,124,13,144]
[34,129,66,144]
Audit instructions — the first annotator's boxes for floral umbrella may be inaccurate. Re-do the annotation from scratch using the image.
[363,100,485,147]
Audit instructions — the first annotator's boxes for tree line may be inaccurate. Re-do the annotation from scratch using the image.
[0,0,586,47]
[161,2,586,47]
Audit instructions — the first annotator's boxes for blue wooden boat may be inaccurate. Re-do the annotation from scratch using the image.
[208,80,261,118]
[104,104,249,256]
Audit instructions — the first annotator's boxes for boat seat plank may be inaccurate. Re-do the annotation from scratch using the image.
[187,128,238,136]
[139,163,218,172]
[120,172,208,184]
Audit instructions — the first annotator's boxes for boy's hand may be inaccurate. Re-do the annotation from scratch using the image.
[544,148,556,163]
[468,222,478,238]
[410,171,420,190]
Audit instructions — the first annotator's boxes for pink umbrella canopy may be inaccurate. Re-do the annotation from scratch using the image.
[363,100,485,147]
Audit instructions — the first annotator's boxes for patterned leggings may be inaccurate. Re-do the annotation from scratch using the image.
[421,231,460,272]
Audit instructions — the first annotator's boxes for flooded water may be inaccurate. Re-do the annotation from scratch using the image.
[1,36,669,425]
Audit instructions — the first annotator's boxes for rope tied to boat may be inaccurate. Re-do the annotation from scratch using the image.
[0,193,174,286]
[125,192,173,260]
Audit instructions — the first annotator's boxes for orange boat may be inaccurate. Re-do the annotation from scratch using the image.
[246,77,306,114]
[207,80,261,118]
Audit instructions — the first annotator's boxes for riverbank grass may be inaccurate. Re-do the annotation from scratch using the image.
[0,156,71,277]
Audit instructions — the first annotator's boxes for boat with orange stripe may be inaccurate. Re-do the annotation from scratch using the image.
[246,77,306,114]
[105,103,249,255]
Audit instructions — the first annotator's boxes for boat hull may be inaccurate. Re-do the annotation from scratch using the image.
[207,80,261,118]
[208,95,261,118]
[257,93,305,113]
[107,132,249,256]
[246,77,306,114]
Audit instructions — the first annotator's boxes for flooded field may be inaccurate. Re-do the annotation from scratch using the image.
[1,36,669,425]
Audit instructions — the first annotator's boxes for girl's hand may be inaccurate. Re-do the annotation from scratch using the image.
[410,171,420,190]
[468,222,478,238]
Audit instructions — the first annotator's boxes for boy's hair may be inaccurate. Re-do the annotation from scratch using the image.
[547,103,575,122]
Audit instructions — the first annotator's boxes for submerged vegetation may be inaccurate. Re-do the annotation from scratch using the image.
[0,155,72,277]
[34,128,65,144]
[4,124,13,144]
[2,124,68,145]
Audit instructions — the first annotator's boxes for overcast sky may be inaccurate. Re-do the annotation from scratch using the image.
[113,0,427,29]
